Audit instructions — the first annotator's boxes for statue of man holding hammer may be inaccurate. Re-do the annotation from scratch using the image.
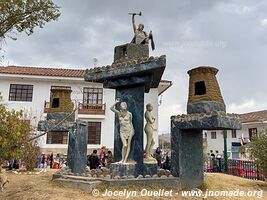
[129,12,155,50]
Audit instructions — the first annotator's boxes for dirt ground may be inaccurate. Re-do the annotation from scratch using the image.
[0,169,267,200]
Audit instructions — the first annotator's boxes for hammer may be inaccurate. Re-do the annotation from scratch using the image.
[128,12,142,16]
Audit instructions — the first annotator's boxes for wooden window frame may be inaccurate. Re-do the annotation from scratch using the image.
[211,131,217,139]
[88,122,101,144]
[46,131,68,144]
[83,88,103,105]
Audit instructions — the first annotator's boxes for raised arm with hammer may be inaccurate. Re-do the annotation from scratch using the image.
[129,12,155,50]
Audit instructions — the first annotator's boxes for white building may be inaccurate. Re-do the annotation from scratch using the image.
[206,110,267,159]
[0,65,172,154]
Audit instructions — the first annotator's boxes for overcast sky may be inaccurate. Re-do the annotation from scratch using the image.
[2,0,267,134]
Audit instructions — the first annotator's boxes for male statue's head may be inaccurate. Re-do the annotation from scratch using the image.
[138,23,144,31]
[120,102,127,110]
[146,103,153,111]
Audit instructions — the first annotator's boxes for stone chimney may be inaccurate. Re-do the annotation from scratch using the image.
[187,66,226,114]
[48,86,73,113]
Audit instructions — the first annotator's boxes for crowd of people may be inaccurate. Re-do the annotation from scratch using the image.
[87,147,113,170]
[37,153,67,169]
[154,147,171,170]
[4,147,171,171]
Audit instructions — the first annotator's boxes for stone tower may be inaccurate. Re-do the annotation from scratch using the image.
[48,86,74,113]
[187,66,226,114]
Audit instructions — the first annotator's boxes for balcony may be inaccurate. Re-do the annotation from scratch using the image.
[44,101,50,113]
[43,101,106,115]
[78,103,105,115]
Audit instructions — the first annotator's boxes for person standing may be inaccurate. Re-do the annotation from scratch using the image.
[89,150,100,170]
[50,153,53,169]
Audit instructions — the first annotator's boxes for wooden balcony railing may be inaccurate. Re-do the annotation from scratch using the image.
[44,101,106,115]
[78,103,106,115]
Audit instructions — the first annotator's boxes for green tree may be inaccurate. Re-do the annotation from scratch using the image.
[0,96,39,169]
[0,0,60,41]
[249,130,267,177]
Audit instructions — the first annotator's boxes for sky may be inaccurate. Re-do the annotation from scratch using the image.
[2,0,267,134]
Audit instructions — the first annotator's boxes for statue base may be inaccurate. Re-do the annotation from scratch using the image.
[143,163,158,177]
[110,162,137,178]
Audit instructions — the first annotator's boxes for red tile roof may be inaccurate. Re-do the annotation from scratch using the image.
[0,66,85,78]
[0,65,171,85]
[239,110,267,123]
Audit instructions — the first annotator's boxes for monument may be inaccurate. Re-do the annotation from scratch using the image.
[84,12,163,177]
[171,66,241,189]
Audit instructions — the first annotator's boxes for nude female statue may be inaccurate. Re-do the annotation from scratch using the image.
[110,100,135,164]
[144,103,156,162]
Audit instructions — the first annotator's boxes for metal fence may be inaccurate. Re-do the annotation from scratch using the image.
[227,159,265,181]
[206,158,266,181]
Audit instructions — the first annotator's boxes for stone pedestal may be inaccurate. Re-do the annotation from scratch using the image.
[110,163,136,178]
[143,163,158,177]
[67,123,88,174]
[38,120,88,175]
[171,129,203,188]
[171,112,241,189]
[114,43,149,63]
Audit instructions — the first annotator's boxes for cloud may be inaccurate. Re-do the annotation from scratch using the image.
[261,19,267,26]
[2,0,267,134]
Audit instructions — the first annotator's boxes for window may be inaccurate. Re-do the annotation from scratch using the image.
[51,98,60,108]
[9,84,33,102]
[195,81,206,95]
[232,130,237,138]
[46,131,68,144]
[249,128,257,141]
[211,132,217,139]
[83,88,103,105]
[88,122,101,144]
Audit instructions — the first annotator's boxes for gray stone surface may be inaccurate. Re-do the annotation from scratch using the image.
[171,112,242,130]
[143,163,157,176]
[101,177,180,188]
[114,43,149,62]
[67,123,88,174]
[110,163,136,178]
[171,129,203,189]
[84,55,166,93]
[187,101,226,114]
[53,178,102,193]
[47,112,75,122]
[53,173,180,192]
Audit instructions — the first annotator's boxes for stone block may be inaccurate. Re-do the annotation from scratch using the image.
[114,43,149,62]
[110,163,136,178]
[143,163,157,176]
